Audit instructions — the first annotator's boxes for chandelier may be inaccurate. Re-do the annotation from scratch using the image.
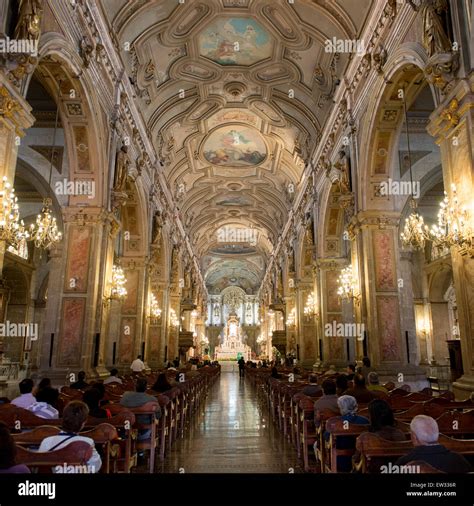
[170,308,179,327]
[286,307,296,327]
[257,334,266,344]
[149,293,162,318]
[429,184,472,249]
[0,176,29,247]
[337,265,358,299]
[401,198,429,250]
[304,293,317,318]
[29,198,62,249]
[110,264,127,300]
[29,81,62,250]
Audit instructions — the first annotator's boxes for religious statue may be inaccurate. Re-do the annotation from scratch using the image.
[151,210,163,245]
[14,0,43,41]
[113,145,130,193]
[421,0,452,58]
[334,150,351,194]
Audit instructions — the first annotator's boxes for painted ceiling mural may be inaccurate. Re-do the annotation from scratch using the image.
[106,0,374,294]
[203,126,267,167]
[198,17,273,66]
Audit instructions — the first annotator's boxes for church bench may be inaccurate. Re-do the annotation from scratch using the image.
[435,410,474,438]
[125,401,161,473]
[0,404,62,430]
[323,417,370,473]
[355,432,474,473]
[16,441,93,473]
[297,398,322,472]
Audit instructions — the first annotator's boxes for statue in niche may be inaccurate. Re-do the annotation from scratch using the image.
[113,145,130,193]
[421,0,452,58]
[14,0,43,41]
[151,210,163,246]
[334,150,351,194]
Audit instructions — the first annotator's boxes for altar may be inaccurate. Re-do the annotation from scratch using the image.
[214,314,251,361]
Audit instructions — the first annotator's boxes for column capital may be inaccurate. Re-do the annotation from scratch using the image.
[0,81,35,133]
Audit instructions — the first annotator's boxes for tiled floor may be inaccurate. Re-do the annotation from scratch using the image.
[158,364,302,473]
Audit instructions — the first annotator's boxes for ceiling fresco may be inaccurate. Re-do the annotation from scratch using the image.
[198,17,273,66]
[102,0,374,293]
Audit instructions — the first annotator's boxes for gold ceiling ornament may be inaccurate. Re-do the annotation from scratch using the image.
[0,87,20,119]
[0,176,29,247]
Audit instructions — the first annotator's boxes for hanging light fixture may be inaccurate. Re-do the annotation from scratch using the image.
[29,80,63,250]
[0,176,29,247]
[109,264,127,300]
[169,308,179,327]
[337,265,358,299]
[399,88,429,250]
[286,307,296,327]
[149,292,162,319]
[429,184,472,249]
[304,293,317,318]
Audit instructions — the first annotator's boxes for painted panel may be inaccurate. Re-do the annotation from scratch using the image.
[58,297,85,367]
[119,317,136,365]
[373,230,396,291]
[376,296,401,362]
[64,226,91,293]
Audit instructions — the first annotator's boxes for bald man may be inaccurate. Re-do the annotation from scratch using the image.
[396,415,472,473]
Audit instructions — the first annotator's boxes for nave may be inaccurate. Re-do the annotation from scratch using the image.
[162,363,300,474]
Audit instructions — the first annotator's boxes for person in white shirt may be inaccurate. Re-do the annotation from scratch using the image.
[130,355,145,373]
[11,378,36,409]
[28,387,59,419]
[103,368,123,385]
[38,400,101,473]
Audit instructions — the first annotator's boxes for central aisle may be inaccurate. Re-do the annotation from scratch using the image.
[161,363,301,473]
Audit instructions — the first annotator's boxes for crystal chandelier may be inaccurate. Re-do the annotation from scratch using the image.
[304,293,317,318]
[170,308,179,327]
[337,266,358,299]
[399,88,427,250]
[149,293,162,318]
[0,176,29,247]
[286,307,296,327]
[429,184,472,249]
[29,81,63,250]
[110,264,127,300]
[29,198,62,249]
[401,198,429,250]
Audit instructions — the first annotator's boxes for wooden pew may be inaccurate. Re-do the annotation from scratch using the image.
[0,404,62,430]
[16,441,93,473]
[324,417,370,473]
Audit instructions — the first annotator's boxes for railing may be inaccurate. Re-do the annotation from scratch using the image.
[0,362,20,381]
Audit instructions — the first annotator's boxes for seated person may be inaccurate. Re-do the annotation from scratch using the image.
[396,415,472,473]
[28,387,60,419]
[70,371,89,390]
[343,374,378,403]
[151,373,173,393]
[292,367,302,380]
[83,388,111,419]
[328,395,369,472]
[103,368,122,385]
[270,367,281,379]
[88,382,109,407]
[0,422,30,474]
[314,379,339,425]
[38,401,101,473]
[11,379,36,409]
[120,378,161,440]
[367,372,388,394]
[302,375,321,397]
[336,375,349,396]
[324,364,337,376]
[358,357,373,379]
[353,399,405,470]
[34,377,52,396]
[345,364,356,380]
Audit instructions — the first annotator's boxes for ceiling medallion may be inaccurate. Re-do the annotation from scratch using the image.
[224,81,247,98]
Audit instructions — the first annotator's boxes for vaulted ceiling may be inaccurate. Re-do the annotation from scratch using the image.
[100,0,374,294]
